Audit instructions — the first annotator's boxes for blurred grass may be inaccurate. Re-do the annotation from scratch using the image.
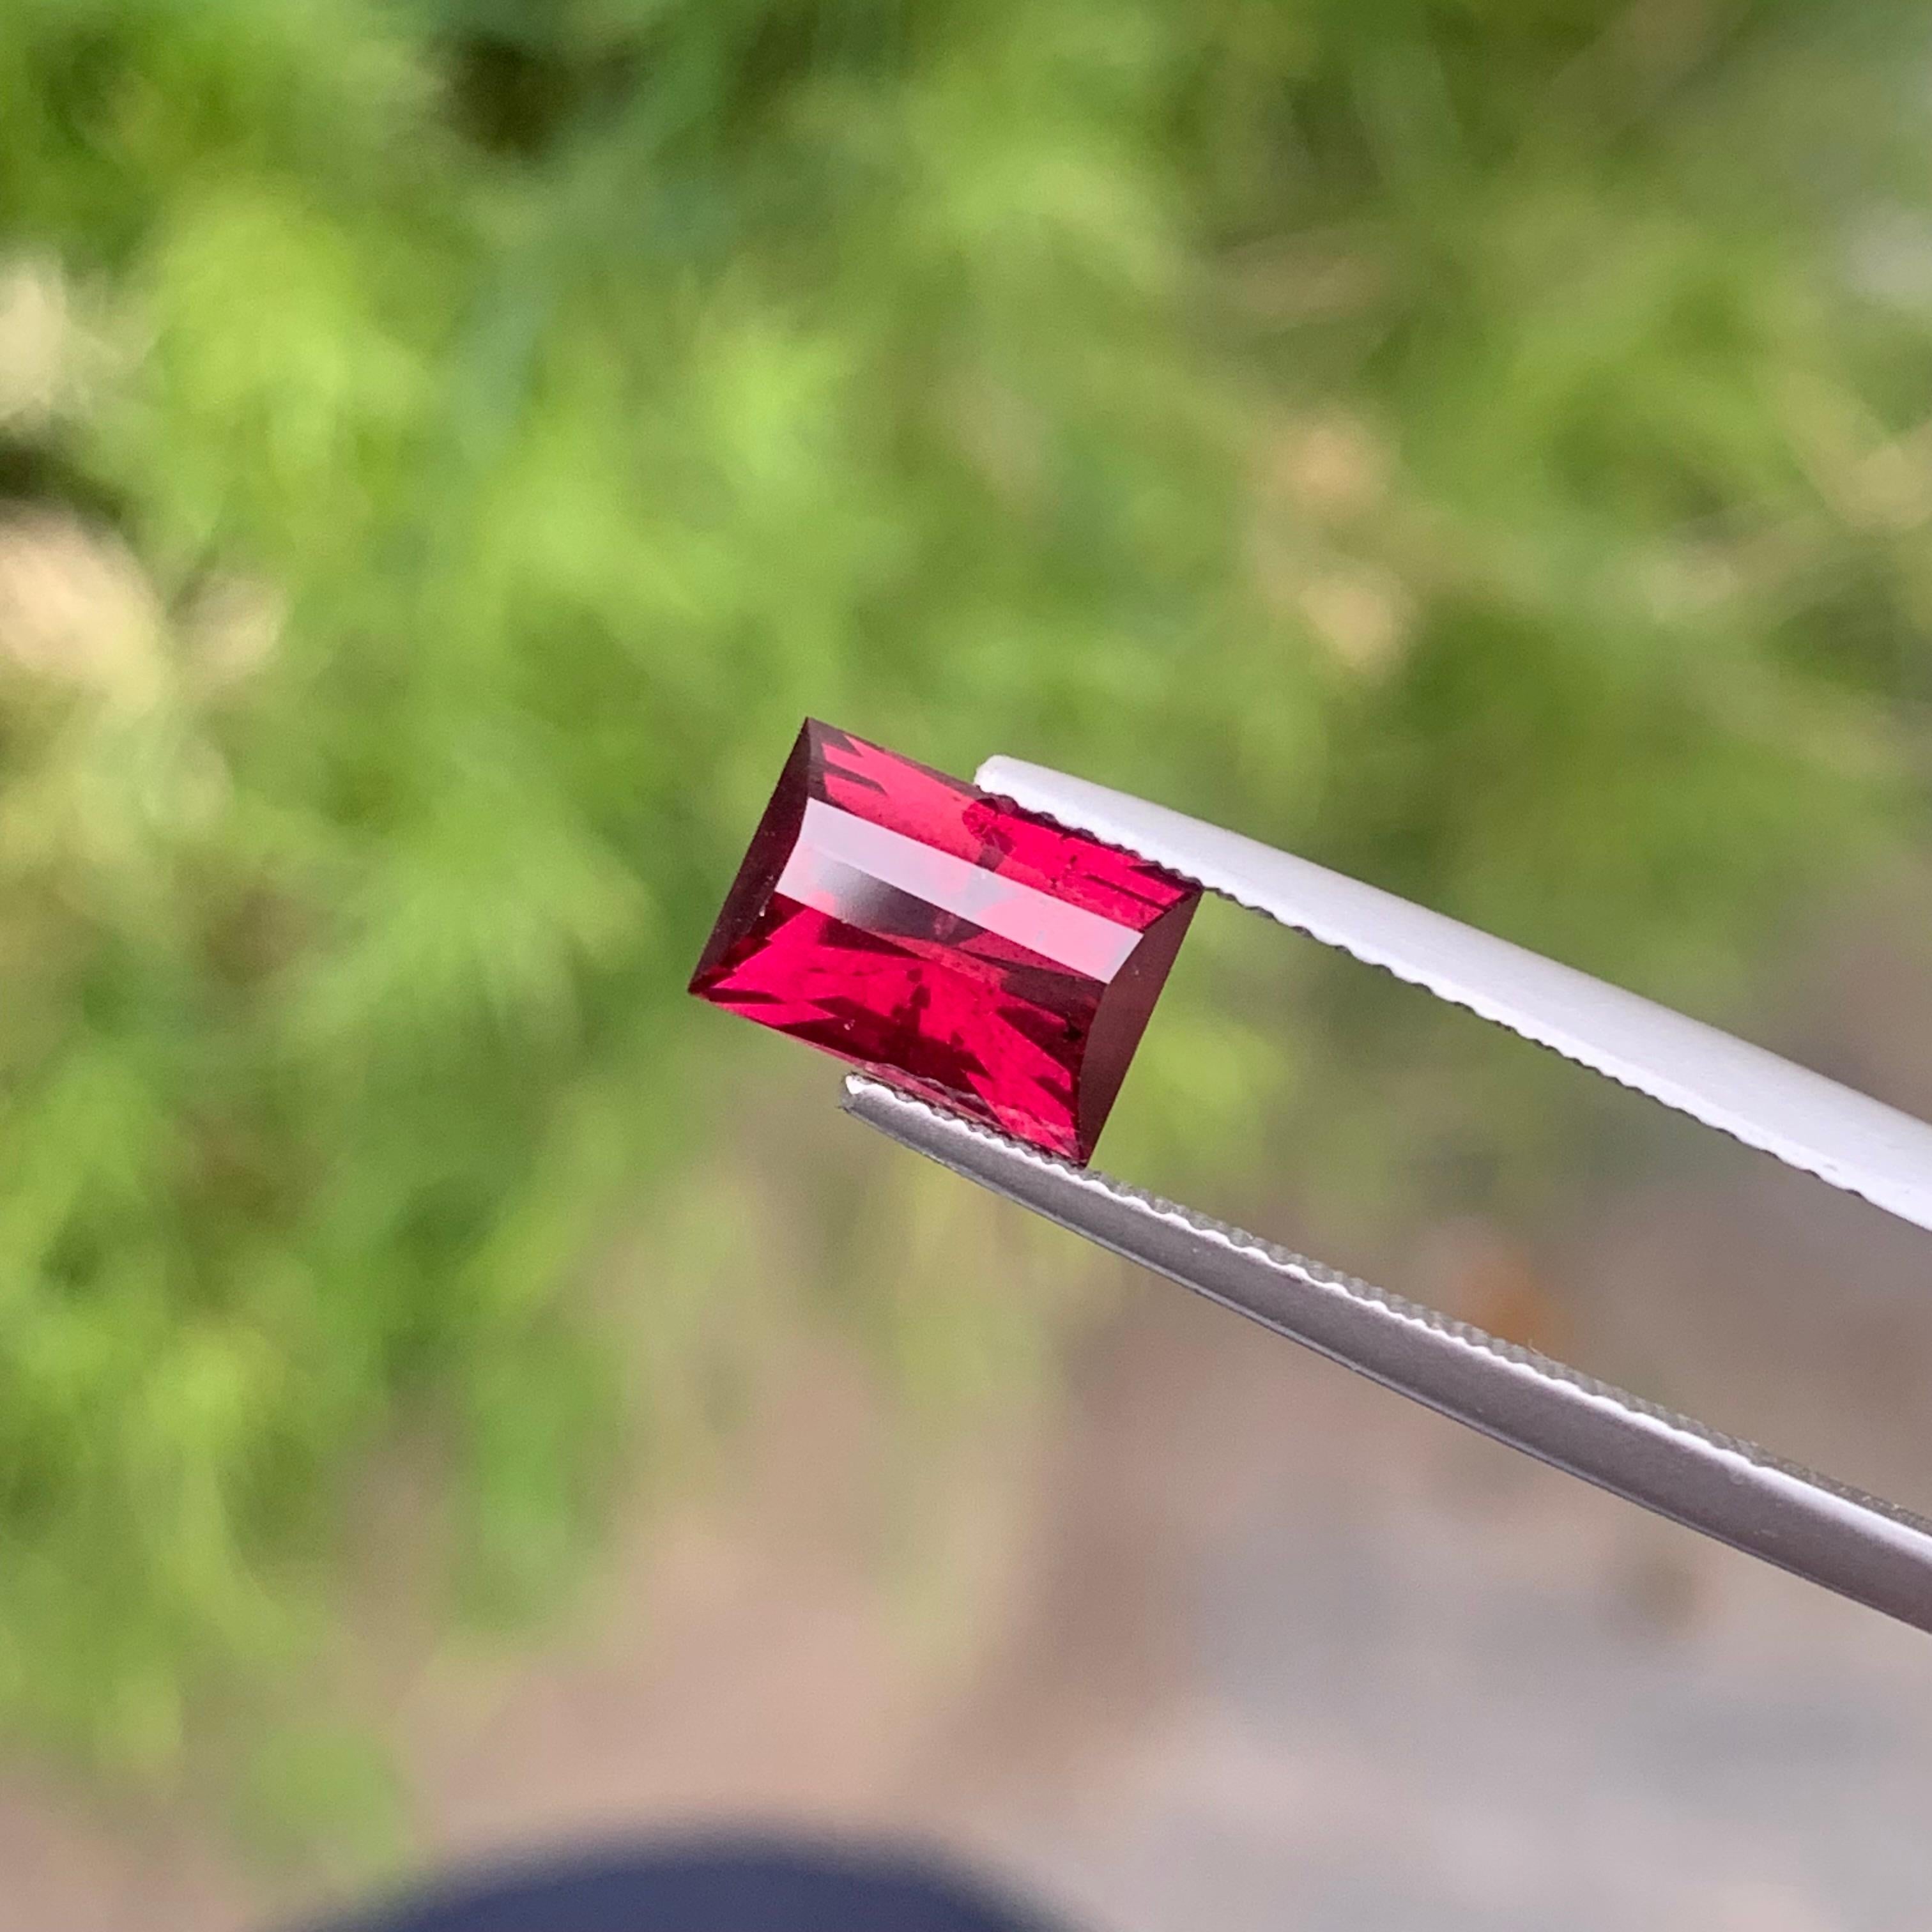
[1,0,1931,1839]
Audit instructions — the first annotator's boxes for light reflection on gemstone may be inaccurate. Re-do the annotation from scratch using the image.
[778,797,1142,978]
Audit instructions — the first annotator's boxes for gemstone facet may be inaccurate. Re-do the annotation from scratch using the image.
[690,721,1199,1162]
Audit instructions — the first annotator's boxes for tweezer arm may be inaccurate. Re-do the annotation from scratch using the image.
[976,756,1932,1239]
[844,1076,1932,1636]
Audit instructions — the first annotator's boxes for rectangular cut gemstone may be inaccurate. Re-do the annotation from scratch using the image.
[689,720,1200,1162]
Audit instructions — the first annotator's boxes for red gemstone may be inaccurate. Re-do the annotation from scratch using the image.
[690,721,1199,1162]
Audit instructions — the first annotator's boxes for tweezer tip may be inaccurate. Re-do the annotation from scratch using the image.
[839,1072,1031,1156]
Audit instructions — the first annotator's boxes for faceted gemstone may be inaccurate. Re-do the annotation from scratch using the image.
[690,720,1199,1163]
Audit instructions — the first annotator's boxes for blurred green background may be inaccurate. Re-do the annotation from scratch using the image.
[3,0,1932,1861]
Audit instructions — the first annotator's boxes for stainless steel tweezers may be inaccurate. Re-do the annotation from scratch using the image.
[841,755,1932,1635]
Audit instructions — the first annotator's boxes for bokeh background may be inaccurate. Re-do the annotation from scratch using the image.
[4,2,1932,1927]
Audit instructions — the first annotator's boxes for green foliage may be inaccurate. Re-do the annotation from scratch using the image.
[1,0,1929,1810]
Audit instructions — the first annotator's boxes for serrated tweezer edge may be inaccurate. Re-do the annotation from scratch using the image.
[833,757,1932,1632]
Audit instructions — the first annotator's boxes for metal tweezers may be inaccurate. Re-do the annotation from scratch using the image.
[840,755,1932,1636]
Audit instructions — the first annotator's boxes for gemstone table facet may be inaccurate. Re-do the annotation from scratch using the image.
[689,721,1200,1162]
